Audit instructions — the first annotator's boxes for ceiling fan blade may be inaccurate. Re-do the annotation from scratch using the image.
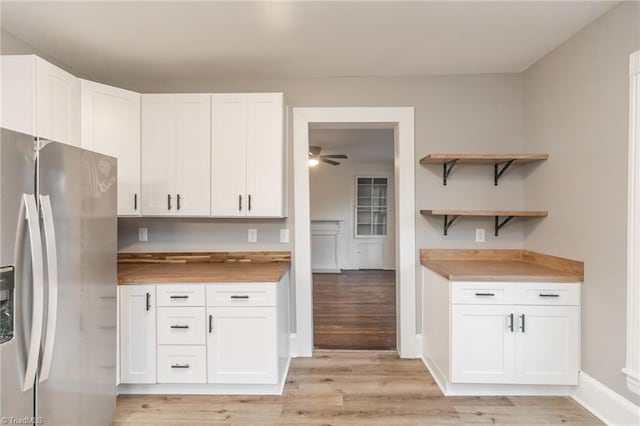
[309,146,322,156]
[320,154,348,159]
[322,159,340,166]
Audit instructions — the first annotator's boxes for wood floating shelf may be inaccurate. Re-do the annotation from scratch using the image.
[420,153,548,186]
[420,209,548,236]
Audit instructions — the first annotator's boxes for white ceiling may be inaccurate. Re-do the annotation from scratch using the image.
[0,1,618,86]
[310,128,394,163]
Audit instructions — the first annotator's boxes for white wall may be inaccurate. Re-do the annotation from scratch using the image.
[310,160,395,270]
[523,1,640,404]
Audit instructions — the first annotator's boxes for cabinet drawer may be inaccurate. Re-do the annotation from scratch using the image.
[206,283,276,307]
[157,307,206,345]
[515,283,580,306]
[157,345,206,384]
[157,285,205,306]
[452,282,515,305]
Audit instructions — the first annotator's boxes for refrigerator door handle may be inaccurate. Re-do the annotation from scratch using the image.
[15,194,45,392]
[38,195,58,383]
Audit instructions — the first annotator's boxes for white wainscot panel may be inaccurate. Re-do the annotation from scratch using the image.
[311,220,344,273]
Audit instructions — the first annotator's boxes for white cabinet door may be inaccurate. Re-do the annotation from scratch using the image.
[211,94,247,217]
[514,306,579,385]
[207,307,278,384]
[35,56,80,146]
[120,285,156,384]
[245,93,284,217]
[174,94,211,216]
[451,304,515,384]
[1,55,37,135]
[80,80,141,216]
[141,94,176,215]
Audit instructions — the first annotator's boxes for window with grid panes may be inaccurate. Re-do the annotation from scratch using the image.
[355,177,388,237]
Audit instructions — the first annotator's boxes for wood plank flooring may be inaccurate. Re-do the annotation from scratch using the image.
[114,350,602,425]
[313,270,396,350]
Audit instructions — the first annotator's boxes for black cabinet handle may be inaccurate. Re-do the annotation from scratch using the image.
[230,295,249,299]
[177,194,181,210]
[168,194,172,210]
[475,292,495,297]
[508,313,514,332]
[134,193,138,210]
[171,364,190,369]
[248,194,252,211]
[170,325,189,329]
[146,292,151,311]
[170,295,189,299]
[520,314,526,333]
[539,293,560,298]
[239,194,242,211]
[209,315,213,333]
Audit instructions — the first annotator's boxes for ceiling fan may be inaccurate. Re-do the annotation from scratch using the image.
[308,145,348,166]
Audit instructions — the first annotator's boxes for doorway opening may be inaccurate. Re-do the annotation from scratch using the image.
[292,107,416,359]
[308,127,396,350]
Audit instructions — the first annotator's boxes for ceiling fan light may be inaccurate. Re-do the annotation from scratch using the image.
[308,158,320,167]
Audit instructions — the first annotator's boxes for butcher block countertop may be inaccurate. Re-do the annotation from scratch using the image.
[420,249,583,282]
[117,251,290,285]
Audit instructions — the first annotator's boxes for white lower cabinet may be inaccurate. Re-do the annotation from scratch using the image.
[120,285,156,384]
[207,307,278,384]
[450,285,580,386]
[423,267,581,393]
[118,275,290,394]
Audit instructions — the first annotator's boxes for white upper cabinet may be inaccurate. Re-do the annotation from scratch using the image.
[141,94,211,216]
[211,94,247,216]
[2,55,80,146]
[80,80,141,216]
[174,95,211,216]
[211,93,284,218]
[246,93,285,217]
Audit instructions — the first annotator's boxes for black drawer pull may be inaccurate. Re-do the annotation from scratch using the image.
[539,293,560,298]
[230,295,249,299]
[146,292,151,311]
[475,292,495,296]
[170,295,189,299]
[171,364,190,369]
[170,325,189,329]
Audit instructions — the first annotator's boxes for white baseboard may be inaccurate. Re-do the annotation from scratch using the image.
[572,372,640,426]
[289,333,313,358]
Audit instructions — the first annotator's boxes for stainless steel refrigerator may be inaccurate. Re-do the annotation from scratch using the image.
[0,128,117,425]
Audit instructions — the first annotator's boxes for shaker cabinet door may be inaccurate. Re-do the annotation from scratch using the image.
[206,307,278,384]
[514,305,579,385]
[120,285,156,384]
[81,80,141,216]
[174,94,211,216]
[141,95,176,216]
[451,304,515,384]
[211,94,247,217]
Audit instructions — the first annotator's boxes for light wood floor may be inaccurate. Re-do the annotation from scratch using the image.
[114,350,602,425]
[313,270,396,350]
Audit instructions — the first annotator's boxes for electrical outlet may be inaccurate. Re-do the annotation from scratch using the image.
[280,229,289,243]
[475,228,486,243]
[138,227,148,242]
[248,229,258,243]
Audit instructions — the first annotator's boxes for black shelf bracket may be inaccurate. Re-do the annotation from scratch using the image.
[443,214,459,236]
[494,160,515,186]
[442,160,458,186]
[494,215,515,236]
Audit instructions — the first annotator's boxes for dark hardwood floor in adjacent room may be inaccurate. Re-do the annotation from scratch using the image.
[313,270,396,350]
